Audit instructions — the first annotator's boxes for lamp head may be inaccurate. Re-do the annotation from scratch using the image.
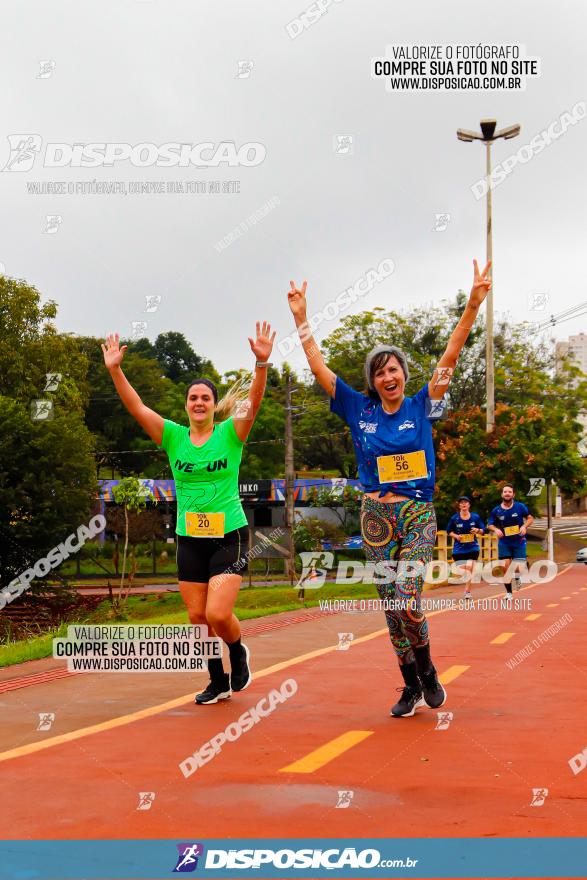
[496,123,521,140]
[457,128,482,142]
[480,119,497,140]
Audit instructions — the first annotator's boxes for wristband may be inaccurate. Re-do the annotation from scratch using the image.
[255,361,272,368]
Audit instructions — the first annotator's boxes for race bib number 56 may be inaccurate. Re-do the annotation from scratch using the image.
[377,450,427,484]
[504,524,520,536]
[185,512,225,538]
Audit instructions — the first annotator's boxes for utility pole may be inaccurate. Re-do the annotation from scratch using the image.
[546,479,554,562]
[485,139,494,433]
[457,118,520,432]
[284,371,296,584]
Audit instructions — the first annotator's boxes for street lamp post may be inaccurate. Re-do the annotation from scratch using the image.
[457,119,521,432]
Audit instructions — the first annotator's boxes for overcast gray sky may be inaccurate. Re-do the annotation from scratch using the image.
[2,0,586,376]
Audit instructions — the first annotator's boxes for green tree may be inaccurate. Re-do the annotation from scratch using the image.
[111,477,155,604]
[435,400,586,524]
[320,300,484,404]
[77,336,179,478]
[295,296,587,509]
[80,332,223,478]
[0,278,97,590]
[294,385,356,476]
[307,485,362,534]
[229,364,286,479]
[128,333,221,384]
[240,396,286,478]
[0,278,89,405]
[155,332,212,383]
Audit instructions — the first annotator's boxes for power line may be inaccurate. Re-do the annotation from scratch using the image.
[94,430,354,456]
[529,301,587,334]
[551,302,587,320]
[532,310,587,333]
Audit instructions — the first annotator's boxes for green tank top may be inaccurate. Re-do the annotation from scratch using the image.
[159,417,248,537]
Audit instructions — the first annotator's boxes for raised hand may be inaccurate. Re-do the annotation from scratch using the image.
[287,279,308,319]
[470,259,492,307]
[101,333,128,370]
[248,321,276,363]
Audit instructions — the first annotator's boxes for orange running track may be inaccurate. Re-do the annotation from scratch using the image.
[1,566,585,843]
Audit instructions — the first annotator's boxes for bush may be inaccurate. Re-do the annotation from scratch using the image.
[293,517,347,552]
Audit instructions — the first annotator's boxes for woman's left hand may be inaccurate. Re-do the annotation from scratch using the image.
[469,259,492,308]
[249,320,276,363]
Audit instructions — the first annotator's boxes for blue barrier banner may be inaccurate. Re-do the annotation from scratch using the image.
[1,838,586,879]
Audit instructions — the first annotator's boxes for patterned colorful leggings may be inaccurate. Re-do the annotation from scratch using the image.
[361,495,437,665]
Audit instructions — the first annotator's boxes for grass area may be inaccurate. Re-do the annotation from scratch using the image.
[66,570,296,587]
[59,560,178,577]
[90,580,377,625]
[0,580,375,669]
[526,542,545,559]
[0,623,70,667]
[58,559,291,583]
[0,546,555,669]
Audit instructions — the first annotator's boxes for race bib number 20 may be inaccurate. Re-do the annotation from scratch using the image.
[185,512,225,538]
[377,450,427,484]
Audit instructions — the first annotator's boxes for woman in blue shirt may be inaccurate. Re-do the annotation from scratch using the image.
[287,260,491,718]
[446,496,485,601]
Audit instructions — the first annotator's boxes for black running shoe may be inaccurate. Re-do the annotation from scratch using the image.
[390,685,425,717]
[230,643,252,692]
[420,666,447,709]
[195,674,231,705]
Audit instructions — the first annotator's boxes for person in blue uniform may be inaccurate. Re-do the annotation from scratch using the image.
[487,484,534,599]
[286,259,492,718]
[446,496,485,600]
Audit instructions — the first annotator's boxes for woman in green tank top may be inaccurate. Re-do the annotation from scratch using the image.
[102,322,276,704]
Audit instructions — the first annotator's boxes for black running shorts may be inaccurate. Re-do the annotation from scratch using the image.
[176,526,249,582]
[451,550,480,562]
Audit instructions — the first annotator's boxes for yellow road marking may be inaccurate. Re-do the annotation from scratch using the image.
[279,730,373,774]
[546,603,559,608]
[440,665,469,684]
[561,596,570,601]
[0,637,385,766]
[490,632,515,645]
[0,567,572,765]
[524,614,542,621]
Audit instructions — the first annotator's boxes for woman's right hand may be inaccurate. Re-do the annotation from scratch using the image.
[101,333,128,370]
[288,279,308,320]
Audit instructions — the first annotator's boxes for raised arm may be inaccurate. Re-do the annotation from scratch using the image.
[101,333,164,446]
[233,321,276,442]
[287,280,337,398]
[428,260,492,399]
